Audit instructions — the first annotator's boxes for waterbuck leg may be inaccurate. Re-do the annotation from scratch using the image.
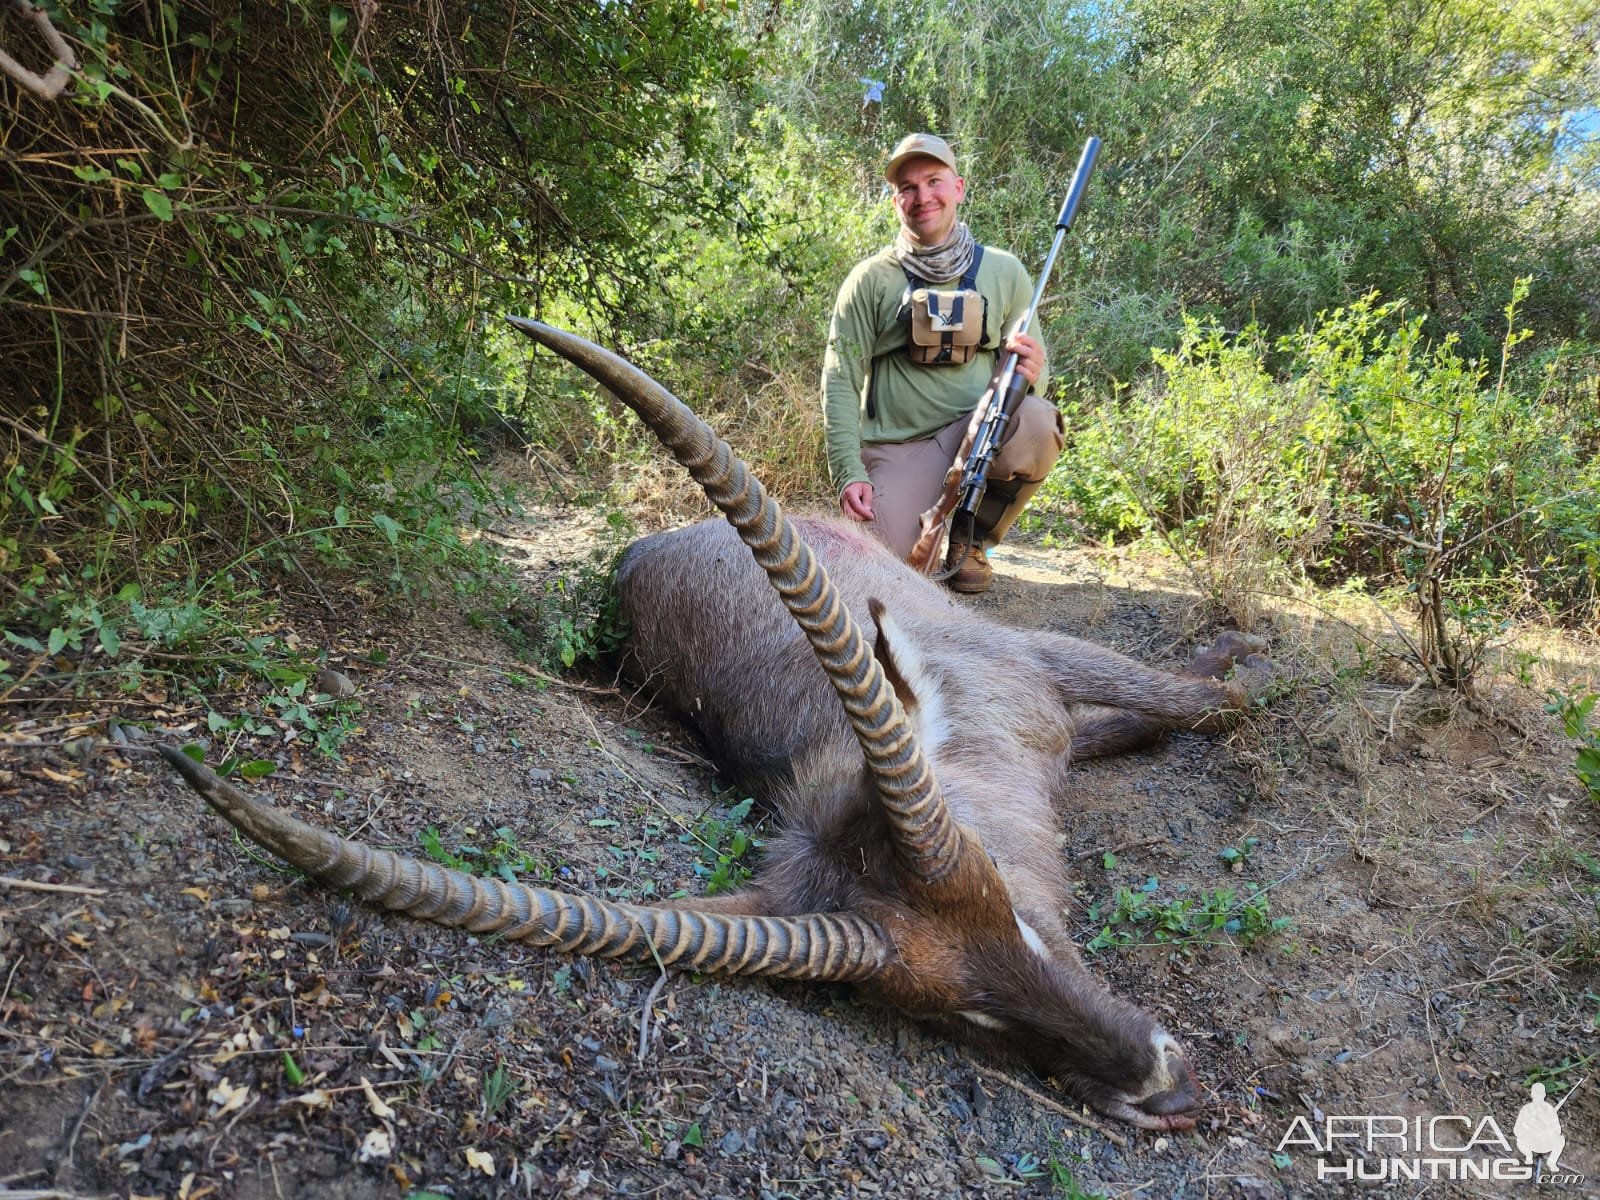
[1065,705,1172,761]
[1044,631,1273,745]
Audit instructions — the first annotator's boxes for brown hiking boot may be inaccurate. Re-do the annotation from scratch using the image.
[945,543,992,594]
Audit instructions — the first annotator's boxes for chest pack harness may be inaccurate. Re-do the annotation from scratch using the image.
[866,244,988,419]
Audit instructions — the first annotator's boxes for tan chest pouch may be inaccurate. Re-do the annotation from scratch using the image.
[908,287,987,365]
[900,242,989,366]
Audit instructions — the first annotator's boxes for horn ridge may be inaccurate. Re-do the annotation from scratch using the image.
[505,318,963,883]
[159,744,893,980]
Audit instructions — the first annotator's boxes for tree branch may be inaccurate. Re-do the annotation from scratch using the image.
[0,0,77,100]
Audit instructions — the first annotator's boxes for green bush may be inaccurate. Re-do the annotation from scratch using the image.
[1028,284,1600,649]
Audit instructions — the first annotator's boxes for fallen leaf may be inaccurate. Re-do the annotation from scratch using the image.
[465,1147,495,1177]
[208,1077,252,1117]
[357,1128,392,1163]
[360,1076,396,1120]
[181,887,213,905]
[291,1088,333,1109]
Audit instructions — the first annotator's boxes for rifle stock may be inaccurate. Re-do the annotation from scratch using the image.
[905,136,1101,578]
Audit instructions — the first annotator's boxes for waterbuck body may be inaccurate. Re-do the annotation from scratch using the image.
[160,320,1271,1133]
[616,514,1268,1125]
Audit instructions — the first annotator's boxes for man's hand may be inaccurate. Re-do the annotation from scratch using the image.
[1007,331,1045,387]
[839,481,875,522]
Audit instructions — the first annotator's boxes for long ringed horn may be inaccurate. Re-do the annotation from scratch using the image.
[160,745,886,981]
[507,316,961,882]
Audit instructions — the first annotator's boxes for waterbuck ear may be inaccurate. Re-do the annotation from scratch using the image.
[868,597,945,747]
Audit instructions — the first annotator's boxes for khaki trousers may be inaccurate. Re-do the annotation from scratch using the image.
[860,392,1065,560]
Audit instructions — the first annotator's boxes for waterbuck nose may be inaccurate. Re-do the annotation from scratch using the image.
[1142,1052,1200,1117]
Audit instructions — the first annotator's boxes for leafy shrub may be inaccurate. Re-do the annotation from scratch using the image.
[1028,284,1600,666]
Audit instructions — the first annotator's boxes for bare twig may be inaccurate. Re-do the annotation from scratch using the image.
[416,651,622,697]
[970,1063,1130,1149]
[0,0,78,100]
[636,971,668,1064]
[0,877,108,897]
[1385,677,1425,743]
[1071,835,1164,863]
[56,1081,102,1180]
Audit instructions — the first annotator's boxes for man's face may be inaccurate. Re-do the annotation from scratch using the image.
[891,157,965,247]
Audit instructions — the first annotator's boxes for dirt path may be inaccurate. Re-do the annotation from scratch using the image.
[3,500,1597,1199]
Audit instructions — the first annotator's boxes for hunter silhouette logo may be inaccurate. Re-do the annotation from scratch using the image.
[1276,1076,1587,1185]
[1513,1081,1572,1171]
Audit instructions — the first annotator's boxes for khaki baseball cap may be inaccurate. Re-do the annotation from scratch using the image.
[885,133,958,182]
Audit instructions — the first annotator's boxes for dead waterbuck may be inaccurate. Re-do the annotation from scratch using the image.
[160,319,1272,1131]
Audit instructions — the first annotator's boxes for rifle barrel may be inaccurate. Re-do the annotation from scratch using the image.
[953,137,1101,518]
[1009,136,1101,347]
[1055,136,1102,230]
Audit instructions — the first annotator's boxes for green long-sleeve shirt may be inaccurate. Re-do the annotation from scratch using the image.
[821,245,1047,495]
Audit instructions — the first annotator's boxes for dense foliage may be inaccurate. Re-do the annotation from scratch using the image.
[2,0,760,677]
[2,0,1597,698]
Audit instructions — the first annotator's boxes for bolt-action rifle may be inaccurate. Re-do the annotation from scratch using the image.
[906,136,1101,578]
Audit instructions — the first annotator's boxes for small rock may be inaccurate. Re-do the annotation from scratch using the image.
[315,668,357,699]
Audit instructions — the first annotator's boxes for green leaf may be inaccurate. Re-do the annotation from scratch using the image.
[47,627,68,655]
[329,5,349,38]
[372,512,401,545]
[333,503,349,527]
[142,189,174,222]
[98,623,121,657]
[682,1122,703,1148]
[179,743,205,763]
[282,1051,306,1085]
[239,759,277,779]
[4,630,45,653]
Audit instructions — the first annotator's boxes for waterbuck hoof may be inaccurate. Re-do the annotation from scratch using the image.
[1186,631,1273,683]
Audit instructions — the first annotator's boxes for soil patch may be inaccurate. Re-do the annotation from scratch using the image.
[3,500,1597,1199]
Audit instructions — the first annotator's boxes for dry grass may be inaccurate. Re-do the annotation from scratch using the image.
[593,360,834,528]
